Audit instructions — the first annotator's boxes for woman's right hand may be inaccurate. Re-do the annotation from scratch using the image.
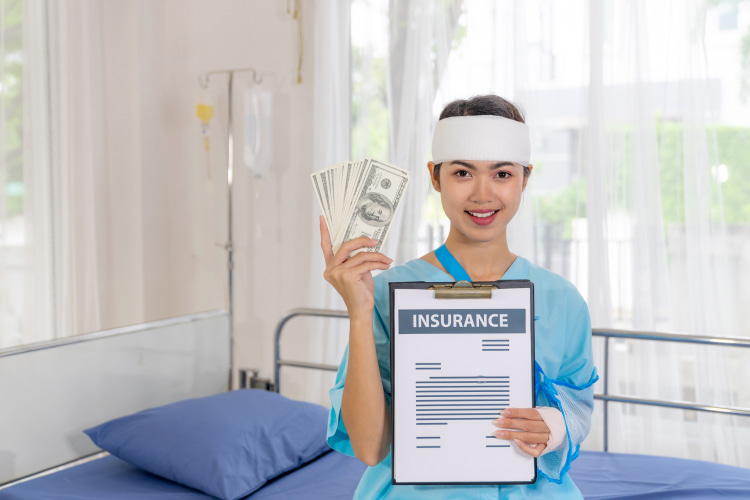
[319,216,393,316]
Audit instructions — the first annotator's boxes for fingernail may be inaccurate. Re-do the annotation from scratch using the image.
[495,431,505,438]
[502,409,510,416]
[495,417,505,425]
[514,439,523,446]
[370,238,377,244]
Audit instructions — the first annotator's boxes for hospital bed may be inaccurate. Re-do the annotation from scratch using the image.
[1,309,749,499]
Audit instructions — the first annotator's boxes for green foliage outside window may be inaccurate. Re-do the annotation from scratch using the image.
[533,122,750,242]
[2,0,24,217]
[350,51,389,160]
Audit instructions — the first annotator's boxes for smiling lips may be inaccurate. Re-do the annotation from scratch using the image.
[466,209,500,225]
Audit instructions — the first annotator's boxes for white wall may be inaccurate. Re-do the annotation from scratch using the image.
[187,0,318,387]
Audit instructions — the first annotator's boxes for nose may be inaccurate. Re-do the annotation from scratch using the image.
[470,176,494,203]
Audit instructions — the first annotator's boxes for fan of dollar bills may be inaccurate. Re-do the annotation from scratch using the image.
[311,158,410,254]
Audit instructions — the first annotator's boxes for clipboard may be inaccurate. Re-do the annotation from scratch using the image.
[389,280,536,485]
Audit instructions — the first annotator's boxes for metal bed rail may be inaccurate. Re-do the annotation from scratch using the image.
[274,308,347,393]
[272,308,750,452]
[594,328,750,451]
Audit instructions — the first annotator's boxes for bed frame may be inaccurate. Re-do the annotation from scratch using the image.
[0,311,231,485]
[4,307,748,487]
[264,308,750,453]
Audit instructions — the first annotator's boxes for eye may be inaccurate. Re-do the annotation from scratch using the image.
[454,169,472,178]
[496,171,512,179]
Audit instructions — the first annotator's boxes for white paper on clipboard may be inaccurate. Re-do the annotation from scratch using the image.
[390,281,536,485]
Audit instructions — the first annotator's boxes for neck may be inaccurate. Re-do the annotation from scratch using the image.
[443,228,516,281]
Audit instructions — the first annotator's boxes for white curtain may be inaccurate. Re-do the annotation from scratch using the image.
[309,0,350,285]
[1,0,226,350]
[299,0,351,404]
[382,0,462,263]
[21,0,55,346]
[347,0,749,467]
[47,0,107,338]
[349,0,463,262]
[304,0,463,404]
[430,0,749,466]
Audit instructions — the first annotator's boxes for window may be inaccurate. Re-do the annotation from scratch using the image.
[0,0,44,349]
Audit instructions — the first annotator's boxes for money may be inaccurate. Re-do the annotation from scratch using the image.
[312,158,410,254]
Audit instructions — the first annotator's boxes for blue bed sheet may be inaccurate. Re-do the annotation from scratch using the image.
[571,450,750,499]
[0,451,368,500]
[0,455,213,500]
[2,449,749,499]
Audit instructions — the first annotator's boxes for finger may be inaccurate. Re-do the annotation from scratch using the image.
[331,237,378,266]
[319,216,334,262]
[494,430,549,444]
[339,251,393,269]
[501,408,543,421]
[514,439,547,458]
[339,261,391,278]
[493,417,549,434]
[336,236,378,257]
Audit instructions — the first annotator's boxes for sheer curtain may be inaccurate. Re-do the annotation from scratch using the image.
[47,0,107,338]
[308,5,750,461]
[432,0,750,466]
[302,0,351,403]
[2,1,225,350]
[381,0,462,263]
[347,0,749,466]
[306,0,461,403]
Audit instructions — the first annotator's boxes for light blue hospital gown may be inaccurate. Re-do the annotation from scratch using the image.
[327,257,598,499]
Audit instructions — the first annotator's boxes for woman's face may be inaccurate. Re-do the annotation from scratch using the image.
[429,160,530,245]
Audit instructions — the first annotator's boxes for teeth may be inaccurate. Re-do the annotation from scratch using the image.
[468,211,497,218]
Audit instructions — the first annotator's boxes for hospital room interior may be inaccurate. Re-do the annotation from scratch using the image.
[1,0,749,498]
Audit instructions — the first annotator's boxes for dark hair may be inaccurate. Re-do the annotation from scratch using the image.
[433,94,530,181]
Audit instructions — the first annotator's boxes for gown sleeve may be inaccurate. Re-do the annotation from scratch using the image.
[535,284,599,483]
[326,279,392,457]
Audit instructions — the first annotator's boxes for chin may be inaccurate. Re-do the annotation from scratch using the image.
[461,227,507,244]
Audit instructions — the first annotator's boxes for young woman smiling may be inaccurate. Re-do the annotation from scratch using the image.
[321,95,598,499]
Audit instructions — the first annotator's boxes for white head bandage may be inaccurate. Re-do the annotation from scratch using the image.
[431,115,530,166]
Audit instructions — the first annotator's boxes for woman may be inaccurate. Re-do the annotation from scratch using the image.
[321,95,597,499]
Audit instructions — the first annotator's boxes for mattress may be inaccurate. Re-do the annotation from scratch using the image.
[2,450,749,499]
[570,450,750,499]
[0,451,367,500]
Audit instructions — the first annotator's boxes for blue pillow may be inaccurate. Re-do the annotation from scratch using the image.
[84,389,331,500]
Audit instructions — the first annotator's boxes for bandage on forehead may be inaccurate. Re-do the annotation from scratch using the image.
[431,115,530,166]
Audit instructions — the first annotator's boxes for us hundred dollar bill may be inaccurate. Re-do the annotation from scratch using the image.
[335,160,409,254]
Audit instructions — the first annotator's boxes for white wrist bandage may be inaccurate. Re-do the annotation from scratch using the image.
[536,407,566,455]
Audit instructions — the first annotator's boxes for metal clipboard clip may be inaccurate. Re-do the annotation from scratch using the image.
[429,280,496,299]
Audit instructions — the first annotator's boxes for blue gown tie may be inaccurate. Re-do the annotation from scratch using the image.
[434,244,472,282]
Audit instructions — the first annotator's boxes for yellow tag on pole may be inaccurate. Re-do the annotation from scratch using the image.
[196,104,214,152]
[196,104,214,123]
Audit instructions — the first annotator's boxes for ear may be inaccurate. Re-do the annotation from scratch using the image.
[522,164,534,191]
[427,162,441,192]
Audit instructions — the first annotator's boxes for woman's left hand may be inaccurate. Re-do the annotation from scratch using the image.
[492,408,549,457]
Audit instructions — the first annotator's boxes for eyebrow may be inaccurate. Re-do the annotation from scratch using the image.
[450,161,515,170]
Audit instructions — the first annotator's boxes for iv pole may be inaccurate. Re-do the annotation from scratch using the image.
[199,67,263,390]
